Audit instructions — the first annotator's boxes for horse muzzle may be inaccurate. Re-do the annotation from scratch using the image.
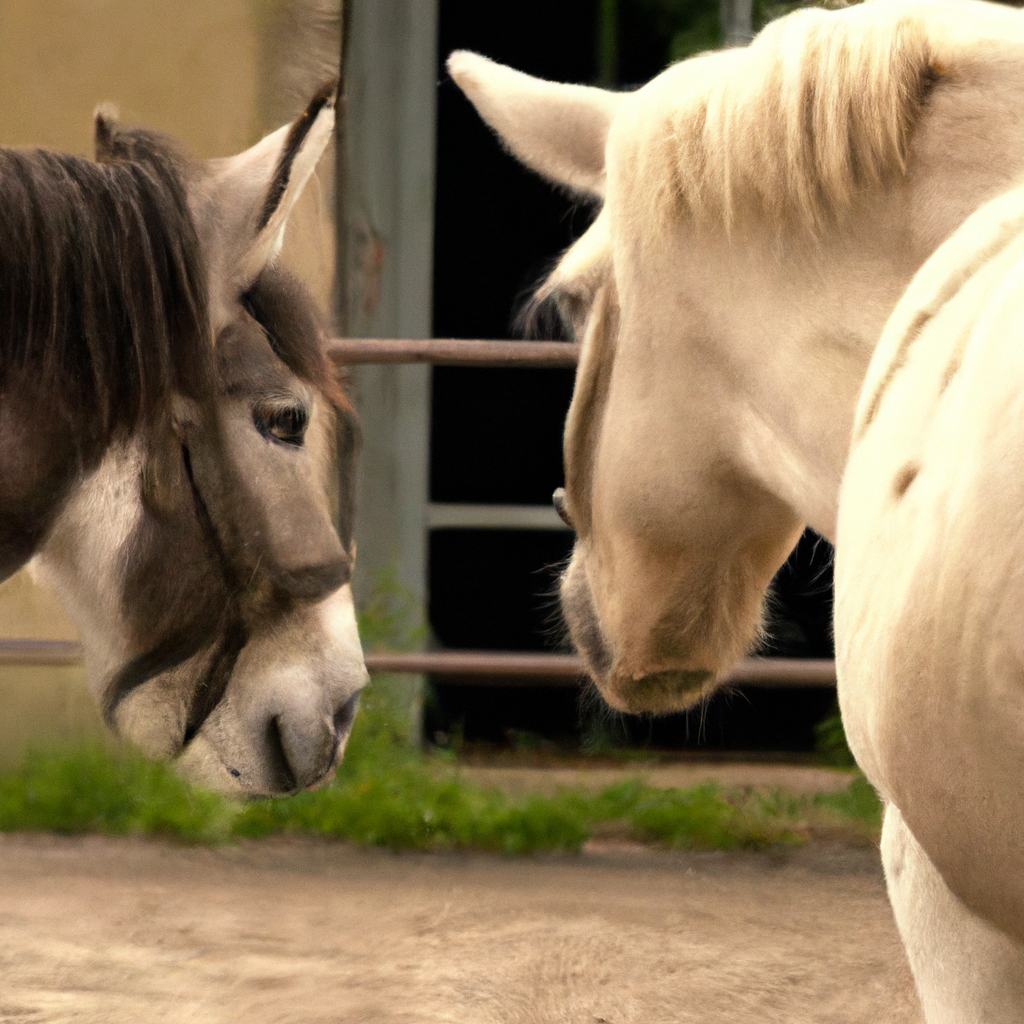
[109,585,368,796]
[176,680,366,795]
[560,550,717,715]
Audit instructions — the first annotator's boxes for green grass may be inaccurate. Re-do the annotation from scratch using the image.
[0,745,233,843]
[0,566,882,852]
[0,675,882,852]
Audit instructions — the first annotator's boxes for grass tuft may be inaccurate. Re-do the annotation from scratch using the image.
[0,696,882,853]
[0,746,232,843]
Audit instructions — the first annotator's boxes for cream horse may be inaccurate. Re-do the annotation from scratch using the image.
[836,180,1024,1020]
[450,0,1024,1016]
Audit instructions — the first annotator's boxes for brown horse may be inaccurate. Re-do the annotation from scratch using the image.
[0,83,366,796]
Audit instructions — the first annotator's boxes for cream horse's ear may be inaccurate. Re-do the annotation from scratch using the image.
[194,80,337,298]
[448,51,622,199]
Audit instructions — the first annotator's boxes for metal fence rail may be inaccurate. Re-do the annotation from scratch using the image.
[327,338,579,367]
[0,640,835,688]
[0,639,83,666]
[0,337,834,691]
[364,651,835,688]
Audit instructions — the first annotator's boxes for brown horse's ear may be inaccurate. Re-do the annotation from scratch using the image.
[193,80,337,300]
[448,52,622,199]
[93,104,123,163]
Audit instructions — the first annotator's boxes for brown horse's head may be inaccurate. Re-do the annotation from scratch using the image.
[35,85,367,795]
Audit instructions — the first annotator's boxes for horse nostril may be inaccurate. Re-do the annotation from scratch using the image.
[264,715,299,793]
[264,711,339,793]
[333,691,361,740]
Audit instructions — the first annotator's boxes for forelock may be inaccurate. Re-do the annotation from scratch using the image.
[241,265,353,414]
[610,0,970,236]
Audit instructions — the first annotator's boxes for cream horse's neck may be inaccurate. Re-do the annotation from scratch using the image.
[691,59,1024,543]
[706,233,911,542]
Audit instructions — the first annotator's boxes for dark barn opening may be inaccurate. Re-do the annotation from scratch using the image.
[428,0,836,756]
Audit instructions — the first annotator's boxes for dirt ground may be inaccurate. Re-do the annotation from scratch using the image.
[0,831,923,1024]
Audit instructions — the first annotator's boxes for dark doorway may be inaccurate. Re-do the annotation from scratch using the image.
[429,0,835,755]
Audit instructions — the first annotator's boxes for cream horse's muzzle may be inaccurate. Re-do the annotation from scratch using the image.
[560,549,715,714]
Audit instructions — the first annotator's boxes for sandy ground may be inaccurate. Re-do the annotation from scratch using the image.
[0,831,923,1024]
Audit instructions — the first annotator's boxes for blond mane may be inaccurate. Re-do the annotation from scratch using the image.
[618,0,1024,233]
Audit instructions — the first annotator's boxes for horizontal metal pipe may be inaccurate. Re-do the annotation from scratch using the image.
[327,338,580,367]
[0,641,835,688]
[427,503,571,532]
[367,650,583,679]
[365,651,836,688]
[0,639,84,666]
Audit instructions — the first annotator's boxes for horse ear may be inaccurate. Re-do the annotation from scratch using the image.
[93,104,120,162]
[198,80,337,294]
[447,51,622,199]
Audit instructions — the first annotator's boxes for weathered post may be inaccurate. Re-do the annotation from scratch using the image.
[335,0,438,743]
[721,0,754,46]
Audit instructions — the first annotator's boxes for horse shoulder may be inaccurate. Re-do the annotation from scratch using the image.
[836,190,1024,944]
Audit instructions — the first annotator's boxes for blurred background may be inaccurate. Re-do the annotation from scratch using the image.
[427,0,837,758]
[0,0,838,769]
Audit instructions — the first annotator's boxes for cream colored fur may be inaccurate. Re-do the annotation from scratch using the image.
[882,805,1024,1023]
[836,179,1024,1017]
[455,0,1024,712]
[447,52,622,198]
[452,0,1024,1017]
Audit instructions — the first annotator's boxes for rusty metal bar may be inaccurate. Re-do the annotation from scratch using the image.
[0,639,84,666]
[0,641,835,687]
[361,652,836,688]
[367,650,582,679]
[327,338,580,367]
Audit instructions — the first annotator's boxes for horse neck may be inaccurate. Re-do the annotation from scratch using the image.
[31,440,145,687]
[655,212,911,542]
[691,54,1024,542]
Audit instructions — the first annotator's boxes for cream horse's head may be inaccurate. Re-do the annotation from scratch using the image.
[451,0,1024,713]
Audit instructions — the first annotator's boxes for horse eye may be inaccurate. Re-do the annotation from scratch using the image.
[552,487,574,529]
[254,406,308,447]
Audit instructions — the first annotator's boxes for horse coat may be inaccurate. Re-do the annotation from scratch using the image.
[836,181,1024,1019]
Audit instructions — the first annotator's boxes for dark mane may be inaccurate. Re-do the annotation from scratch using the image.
[0,134,212,446]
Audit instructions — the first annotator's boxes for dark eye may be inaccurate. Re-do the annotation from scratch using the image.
[552,487,574,529]
[254,405,308,447]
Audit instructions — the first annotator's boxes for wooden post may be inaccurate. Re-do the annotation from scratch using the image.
[335,0,439,743]
[720,0,754,46]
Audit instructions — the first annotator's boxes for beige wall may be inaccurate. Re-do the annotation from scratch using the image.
[0,0,260,156]
[0,665,107,768]
[0,1,339,746]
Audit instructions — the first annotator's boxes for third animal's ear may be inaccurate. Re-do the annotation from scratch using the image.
[192,80,337,309]
[447,51,622,198]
